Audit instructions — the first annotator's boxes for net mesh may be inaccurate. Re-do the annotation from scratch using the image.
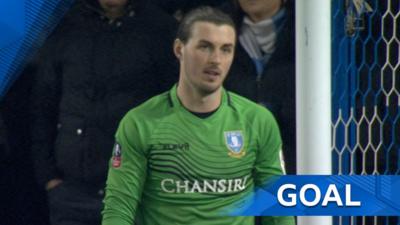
[332,0,399,224]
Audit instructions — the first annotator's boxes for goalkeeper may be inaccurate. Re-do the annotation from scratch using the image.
[102,6,294,225]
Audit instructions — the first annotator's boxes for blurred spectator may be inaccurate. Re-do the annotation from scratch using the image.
[30,0,178,224]
[223,0,296,175]
[150,0,228,20]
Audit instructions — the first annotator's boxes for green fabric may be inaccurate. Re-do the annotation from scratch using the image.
[102,85,294,225]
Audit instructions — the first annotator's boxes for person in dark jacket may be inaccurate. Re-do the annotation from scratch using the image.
[150,0,228,20]
[30,0,178,224]
[222,0,296,175]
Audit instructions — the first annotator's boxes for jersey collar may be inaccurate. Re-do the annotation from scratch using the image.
[168,84,231,109]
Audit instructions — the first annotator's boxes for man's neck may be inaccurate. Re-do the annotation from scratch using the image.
[177,83,222,113]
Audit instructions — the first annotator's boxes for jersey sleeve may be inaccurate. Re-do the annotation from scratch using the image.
[254,110,296,225]
[102,114,147,225]
[254,110,285,186]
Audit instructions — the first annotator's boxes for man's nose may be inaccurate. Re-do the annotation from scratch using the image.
[209,50,221,64]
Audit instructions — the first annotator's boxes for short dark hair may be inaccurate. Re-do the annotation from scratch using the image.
[176,6,236,44]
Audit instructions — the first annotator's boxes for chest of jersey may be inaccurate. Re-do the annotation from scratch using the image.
[144,116,257,198]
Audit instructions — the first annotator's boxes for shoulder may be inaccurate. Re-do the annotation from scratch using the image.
[122,91,173,123]
[228,92,281,148]
[116,91,173,148]
[228,91,270,114]
[228,91,276,122]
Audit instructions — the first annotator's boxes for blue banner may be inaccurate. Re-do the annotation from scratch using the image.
[229,175,400,216]
[0,0,74,99]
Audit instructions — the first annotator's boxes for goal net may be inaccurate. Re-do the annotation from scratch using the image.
[332,0,399,224]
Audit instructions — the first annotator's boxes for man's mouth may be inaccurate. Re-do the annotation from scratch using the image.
[203,68,221,76]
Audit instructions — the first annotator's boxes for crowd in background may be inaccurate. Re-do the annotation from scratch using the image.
[0,0,295,224]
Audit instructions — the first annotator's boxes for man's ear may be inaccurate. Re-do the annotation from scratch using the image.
[173,39,184,60]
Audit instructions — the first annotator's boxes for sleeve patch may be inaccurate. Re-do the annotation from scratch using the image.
[112,142,122,168]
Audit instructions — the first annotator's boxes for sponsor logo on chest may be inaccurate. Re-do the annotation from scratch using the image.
[160,176,250,194]
[149,143,190,151]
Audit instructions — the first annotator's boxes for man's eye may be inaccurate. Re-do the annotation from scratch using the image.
[199,45,209,49]
[222,48,232,53]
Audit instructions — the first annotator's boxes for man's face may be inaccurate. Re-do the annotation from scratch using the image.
[238,0,281,20]
[175,22,236,95]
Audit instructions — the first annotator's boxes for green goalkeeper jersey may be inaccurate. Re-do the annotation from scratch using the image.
[102,85,294,225]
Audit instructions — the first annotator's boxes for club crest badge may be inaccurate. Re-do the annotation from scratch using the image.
[224,131,245,158]
[112,142,122,168]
